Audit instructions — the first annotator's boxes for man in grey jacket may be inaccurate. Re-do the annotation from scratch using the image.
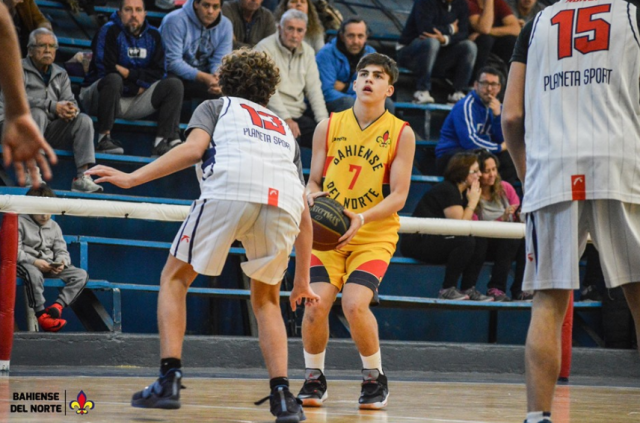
[255,9,328,148]
[222,0,276,49]
[0,28,101,192]
[18,186,89,332]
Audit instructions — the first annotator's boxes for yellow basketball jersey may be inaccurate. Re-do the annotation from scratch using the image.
[323,109,409,248]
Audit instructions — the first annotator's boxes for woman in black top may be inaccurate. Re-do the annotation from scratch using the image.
[401,152,491,301]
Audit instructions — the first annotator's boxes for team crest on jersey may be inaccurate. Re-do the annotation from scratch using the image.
[376,131,390,148]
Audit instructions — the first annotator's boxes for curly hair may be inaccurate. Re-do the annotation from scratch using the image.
[275,0,323,39]
[218,48,280,106]
[476,149,505,204]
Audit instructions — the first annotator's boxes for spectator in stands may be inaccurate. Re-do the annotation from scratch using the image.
[17,186,89,332]
[435,67,517,183]
[0,29,102,193]
[396,0,477,105]
[222,0,276,49]
[506,0,544,27]
[0,2,56,187]
[400,152,492,301]
[468,0,520,80]
[3,0,52,55]
[161,0,233,100]
[475,149,523,302]
[274,0,324,52]
[255,9,328,148]
[316,17,395,114]
[81,0,184,158]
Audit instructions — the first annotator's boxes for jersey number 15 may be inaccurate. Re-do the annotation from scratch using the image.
[551,4,611,60]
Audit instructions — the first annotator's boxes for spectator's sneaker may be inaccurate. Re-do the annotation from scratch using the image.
[438,287,469,300]
[447,91,465,103]
[45,303,64,319]
[37,313,67,332]
[358,369,389,410]
[464,287,494,302]
[515,291,535,302]
[131,369,183,409]
[71,175,104,193]
[255,385,306,423]
[297,368,328,407]
[413,90,435,104]
[96,135,124,155]
[580,285,602,302]
[487,288,511,302]
[151,139,181,158]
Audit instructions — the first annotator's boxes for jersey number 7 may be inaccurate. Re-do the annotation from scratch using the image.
[551,4,611,60]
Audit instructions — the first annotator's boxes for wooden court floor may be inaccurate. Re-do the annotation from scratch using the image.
[1,375,639,423]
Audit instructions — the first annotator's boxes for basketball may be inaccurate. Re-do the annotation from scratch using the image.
[309,197,351,251]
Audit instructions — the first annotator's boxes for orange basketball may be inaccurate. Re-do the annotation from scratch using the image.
[309,197,351,251]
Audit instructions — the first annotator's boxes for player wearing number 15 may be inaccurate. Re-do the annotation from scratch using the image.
[87,49,320,423]
[300,53,415,409]
[502,1,640,422]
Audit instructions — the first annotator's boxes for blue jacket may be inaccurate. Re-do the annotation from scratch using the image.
[399,0,471,46]
[315,38,376,103]
[436,90,504,157]
[84,12,165,96]
[160,0,233,81]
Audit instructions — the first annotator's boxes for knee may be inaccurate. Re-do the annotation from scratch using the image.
[160,77,184,97]
[416,38,440,55]
[75,113,93,130]
[341,297,369,321]
[99,73,124,91]
[459,40,478,59]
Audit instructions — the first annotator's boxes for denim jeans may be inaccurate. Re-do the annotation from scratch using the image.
[397,38,477,92]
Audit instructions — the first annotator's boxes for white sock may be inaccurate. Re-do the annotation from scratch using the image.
[154,137,164,147]
[303,350,326,372]
[526,411,550,422]
[360,350,383,373]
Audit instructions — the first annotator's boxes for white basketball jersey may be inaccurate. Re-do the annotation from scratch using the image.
[522,0,640,212]
[198,97,305,224]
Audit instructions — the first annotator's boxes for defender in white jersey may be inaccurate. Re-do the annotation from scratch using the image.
[502,1,640,422]
[87,49,319,423]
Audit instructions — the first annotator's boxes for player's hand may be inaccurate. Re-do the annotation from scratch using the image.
[488,96,502,116]
[306,191,329,207]
[2,112,57,187]
[285,118,301,139]
[289,283,320,312]
[34,259,52,273]
[85,165,134,189]
[336,208,363,249]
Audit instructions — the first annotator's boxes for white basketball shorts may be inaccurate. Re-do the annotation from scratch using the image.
[523,200,640,291]
[171,199,300,285]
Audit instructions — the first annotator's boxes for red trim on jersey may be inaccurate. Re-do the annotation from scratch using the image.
[356,259,389,279]
[310,254,323,267]
[383,163,390,184]
[323,156,334,177]
[391,122,410,164]
[571,175,586,201]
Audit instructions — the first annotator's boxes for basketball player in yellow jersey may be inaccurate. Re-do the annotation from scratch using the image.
[298,53,416,409]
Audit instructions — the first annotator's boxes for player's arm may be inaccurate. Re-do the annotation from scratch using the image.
[87,128,211,188]
[306,118,330,204]
[290,195,320,311]
[502,62,527,183]
[336,126,416,248]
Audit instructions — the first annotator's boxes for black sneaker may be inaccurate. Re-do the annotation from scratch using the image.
[255,385,306,423]
[96,135,124,155]
[580,285,602,302]
[358,369,389,410]
[297,368,328,407]
[151,139,180,158]
[131,369,184,409]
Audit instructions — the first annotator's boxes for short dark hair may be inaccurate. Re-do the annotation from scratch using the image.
[443,152,478,184]
[356,53,399,85]
[476,66,503,85]
[26,185,56,198]
[218,48,280,106]
[194,0,223,5]
[118,0,146,10]
[338,16,368,36]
